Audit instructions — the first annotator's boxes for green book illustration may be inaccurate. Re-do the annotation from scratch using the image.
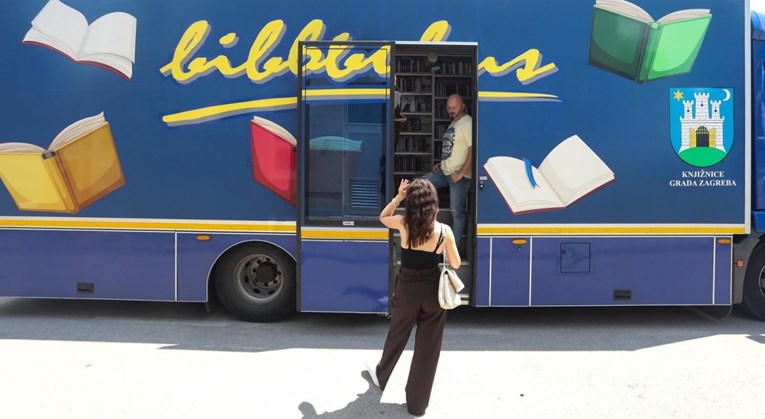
[588,0,711,83]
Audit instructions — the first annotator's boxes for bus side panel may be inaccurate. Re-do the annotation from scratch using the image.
[0,230,174,300]
[488,237,531,306]
[300,240,387,313]
[530,237,715,306]
[474,238,491,306]
[176,233,296,301]
[714,238,733,305]
[754,25,765,212]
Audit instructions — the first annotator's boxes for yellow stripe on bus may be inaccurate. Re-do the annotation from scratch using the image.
[301,229,388,240]
[303,88,389,99]
[0,218,296,233]
[477,226,746,235]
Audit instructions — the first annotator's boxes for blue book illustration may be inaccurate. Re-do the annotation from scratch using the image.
[484,135,615,214]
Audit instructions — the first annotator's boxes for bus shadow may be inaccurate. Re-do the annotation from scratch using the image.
[0,298,763,352]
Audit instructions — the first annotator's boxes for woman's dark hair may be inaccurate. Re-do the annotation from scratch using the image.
[403,177,439,248]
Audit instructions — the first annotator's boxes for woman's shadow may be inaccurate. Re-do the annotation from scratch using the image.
[298,371,413,418]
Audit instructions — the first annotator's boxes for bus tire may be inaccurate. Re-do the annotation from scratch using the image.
[214,243,296,322]
[742,244,765,321]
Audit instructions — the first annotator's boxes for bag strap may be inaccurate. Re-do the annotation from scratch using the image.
[433,222,445,254]
[441,224,450,268]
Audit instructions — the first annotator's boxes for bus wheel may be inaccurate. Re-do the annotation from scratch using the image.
[214,243,295,322]
[743,245,765,321]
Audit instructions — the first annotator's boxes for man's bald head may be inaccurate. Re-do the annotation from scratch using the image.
[446,94,466,120]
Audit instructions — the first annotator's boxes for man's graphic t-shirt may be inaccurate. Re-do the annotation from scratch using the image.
[440,114,472,178]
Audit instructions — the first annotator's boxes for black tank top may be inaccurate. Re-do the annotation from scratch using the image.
[401,223,444,269]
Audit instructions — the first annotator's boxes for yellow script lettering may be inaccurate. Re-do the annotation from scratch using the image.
[478,49,558,85]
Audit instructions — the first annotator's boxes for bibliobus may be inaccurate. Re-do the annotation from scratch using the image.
[0,0,763,322]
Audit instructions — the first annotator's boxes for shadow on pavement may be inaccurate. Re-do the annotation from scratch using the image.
[298,371,410,418]
[0,298,763,353]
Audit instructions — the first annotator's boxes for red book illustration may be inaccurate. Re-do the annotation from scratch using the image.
[250,116,297,205]
[22,0,137,80]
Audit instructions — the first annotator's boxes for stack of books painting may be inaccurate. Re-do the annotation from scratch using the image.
[0,113,125,214]
[484,135,615,215]
[588,0,711,83]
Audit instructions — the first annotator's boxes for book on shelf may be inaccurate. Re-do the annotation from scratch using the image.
[250,116,297,205]
[588,0,711,83]
[0,112,125,214]
[484,135,615,215]
[22,0,137,80]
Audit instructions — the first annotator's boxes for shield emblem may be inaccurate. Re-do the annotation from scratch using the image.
[669,87,733,167]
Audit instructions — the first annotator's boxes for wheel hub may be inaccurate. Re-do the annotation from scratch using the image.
[234,254,284,304]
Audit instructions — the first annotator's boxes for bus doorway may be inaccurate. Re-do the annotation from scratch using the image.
[391,42,478,304]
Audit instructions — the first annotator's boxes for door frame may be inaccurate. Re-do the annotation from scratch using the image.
[391,41,479,305]
[296,40,395,312]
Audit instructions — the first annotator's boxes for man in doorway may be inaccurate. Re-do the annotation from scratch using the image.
[425,94,472,255]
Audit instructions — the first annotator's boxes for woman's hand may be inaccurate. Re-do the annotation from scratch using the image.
[397,179,409,200]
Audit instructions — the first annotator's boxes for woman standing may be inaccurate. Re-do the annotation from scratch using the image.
[368,177,461,417]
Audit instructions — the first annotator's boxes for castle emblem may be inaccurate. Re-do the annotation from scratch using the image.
[670,88,733,167]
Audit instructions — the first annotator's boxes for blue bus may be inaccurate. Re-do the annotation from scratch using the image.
[0,0,763,322]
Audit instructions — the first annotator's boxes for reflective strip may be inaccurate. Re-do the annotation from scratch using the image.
[301,228,388,240]
[0,218,296,233]
[477,225,746,235]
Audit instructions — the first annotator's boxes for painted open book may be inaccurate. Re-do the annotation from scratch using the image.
[588,0,711,83]
[0,112,125,214]
[22,0,137,80]
[484,135,615,215]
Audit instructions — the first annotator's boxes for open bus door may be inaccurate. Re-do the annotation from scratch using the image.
[297,41,395,313]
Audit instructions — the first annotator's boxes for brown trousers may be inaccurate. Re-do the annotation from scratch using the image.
[376,267,447,415]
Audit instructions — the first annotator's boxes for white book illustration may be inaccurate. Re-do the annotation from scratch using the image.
[22,0,137,80]
[484,135,615,214]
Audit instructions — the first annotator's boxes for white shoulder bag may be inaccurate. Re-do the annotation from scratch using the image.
[438,243,464,310]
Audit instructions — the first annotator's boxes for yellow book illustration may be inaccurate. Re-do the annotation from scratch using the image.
[0,112,125,214]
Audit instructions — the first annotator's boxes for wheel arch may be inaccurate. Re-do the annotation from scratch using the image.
[733,234,764,303]
[735,233,765,320]
[206,239,297,306]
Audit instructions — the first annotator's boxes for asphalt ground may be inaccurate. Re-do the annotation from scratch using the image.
[0,299,763,418]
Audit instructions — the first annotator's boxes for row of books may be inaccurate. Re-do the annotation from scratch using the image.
[433,146,443,160]
[435,82,472,97]
[434,124,448,139]
[400,97,432,113]
[394,155,430,172]
[396,57,434,73]
[397,77,432,93]
[400,116,431,133]
[434,60,473,75]
[395,136,431,153]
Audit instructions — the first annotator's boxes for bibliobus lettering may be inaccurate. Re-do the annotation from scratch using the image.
[160,19,558,85]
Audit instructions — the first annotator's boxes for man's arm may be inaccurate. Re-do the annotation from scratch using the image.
[450,146,472,183]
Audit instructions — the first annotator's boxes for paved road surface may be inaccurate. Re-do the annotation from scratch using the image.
[0,299,763,418]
